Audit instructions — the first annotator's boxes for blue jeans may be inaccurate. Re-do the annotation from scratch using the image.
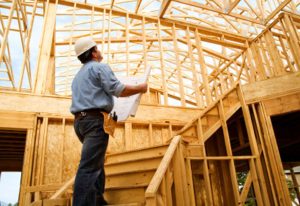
[73,114,109,206]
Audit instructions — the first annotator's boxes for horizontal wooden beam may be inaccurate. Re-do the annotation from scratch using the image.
[56,37,174,45]
[173,0,261,24]
[50,0,249,44]
[262,92,300,116]
[0,91,201,123]
[0,110,35,129]
[242,72,300,103]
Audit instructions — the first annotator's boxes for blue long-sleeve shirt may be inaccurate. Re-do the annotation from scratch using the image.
[70,61,125,114]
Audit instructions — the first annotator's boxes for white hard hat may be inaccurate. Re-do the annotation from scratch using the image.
[74,37,97,57]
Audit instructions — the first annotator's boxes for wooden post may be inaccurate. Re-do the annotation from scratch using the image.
[142,16,151,103]
[237,86,270,205]
[186,27,202,107]
[18,0,38,91]
[195,29,212,107]
[258,102,291,205]
[218,99,240,205]
[19,127,36,206]
[157,19,168,105]
[251,104,277,205]
[107,10,111,64]
[126,13,129,76]
[250,42,267,80]
[125,122,132,150]
[33,2,57,94]
[258,37,274,78]
[172,24,186,106]
[0,0,17,62]
[263,30,285,76]
[102,9,106,55]
[186,159,196,206]
[280,14,300,70]
[172,147,185,205]
[278,36,296,72]
[290,167,300,204]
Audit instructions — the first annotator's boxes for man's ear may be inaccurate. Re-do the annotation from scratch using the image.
[92,49,97,58]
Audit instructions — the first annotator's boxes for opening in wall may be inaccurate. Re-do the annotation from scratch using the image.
[0,130,26,205]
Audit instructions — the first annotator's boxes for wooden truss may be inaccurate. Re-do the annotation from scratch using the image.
[0,0,299,105]
[0,0,300,205]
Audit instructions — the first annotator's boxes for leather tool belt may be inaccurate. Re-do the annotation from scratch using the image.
[74,109,117,137]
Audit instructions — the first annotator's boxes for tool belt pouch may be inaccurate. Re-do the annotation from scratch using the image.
[102,112,117,137]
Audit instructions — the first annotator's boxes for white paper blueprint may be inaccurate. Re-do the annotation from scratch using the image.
[111,66,151,122]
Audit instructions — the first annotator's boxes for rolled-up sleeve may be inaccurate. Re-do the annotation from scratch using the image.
[97,64,125,97]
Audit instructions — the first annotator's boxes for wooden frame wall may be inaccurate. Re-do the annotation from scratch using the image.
[1,0,300,205]
[145,84,298,205]
[1,0,299,109]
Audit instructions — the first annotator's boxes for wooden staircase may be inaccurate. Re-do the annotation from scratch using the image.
[35,84,246,206]
[104,145,168,205]
[30,145,168,206]
[177,83,241,144]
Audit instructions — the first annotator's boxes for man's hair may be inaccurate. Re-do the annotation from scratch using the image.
[77,46,96,64]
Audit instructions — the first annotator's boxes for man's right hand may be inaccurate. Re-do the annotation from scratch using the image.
[120,83,148,97]
[139,83,148,93]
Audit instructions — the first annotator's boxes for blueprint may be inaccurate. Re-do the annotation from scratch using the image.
[111,66,151,122]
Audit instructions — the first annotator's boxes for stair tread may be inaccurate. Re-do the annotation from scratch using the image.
[107,203,144,206]
[106,183,148,190]
[106,144,169,157]
[106,167,157,176]
[105,155,164,166]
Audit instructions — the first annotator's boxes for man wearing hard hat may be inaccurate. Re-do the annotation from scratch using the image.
[70,37,147,206]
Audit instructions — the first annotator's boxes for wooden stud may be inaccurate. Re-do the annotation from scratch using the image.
[126,13,129,76]
[278,36,296,72]
[218,99,240,205]
[125,122,132,150]
[251,104,278,205]
[264,30,285,76]
[157,19,169,105]
[186,27,202,107]
[0,0,17,62]
[237,85,272,205]
[18,0,38,91]
[280,14,300,70]
[172,24,186,106]
[33,2,57,94]
[186,159,196,206]
[258,102,291,205]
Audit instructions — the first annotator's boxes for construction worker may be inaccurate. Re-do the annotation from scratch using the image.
[70,37,147,206]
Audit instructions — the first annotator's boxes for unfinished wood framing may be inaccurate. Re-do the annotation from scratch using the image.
[1,0,300,205]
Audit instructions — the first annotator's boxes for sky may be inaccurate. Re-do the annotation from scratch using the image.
[0,172,21,204]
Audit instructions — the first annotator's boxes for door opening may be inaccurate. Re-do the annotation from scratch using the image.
[0,130,26,205]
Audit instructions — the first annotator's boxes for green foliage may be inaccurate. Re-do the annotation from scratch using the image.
[237,172,297,205]
[237,172,248,189]
[286,179,297,201]
[245,198,256,206]
[6,202,18,206]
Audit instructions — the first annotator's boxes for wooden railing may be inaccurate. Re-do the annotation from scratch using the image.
[145,135,190,205]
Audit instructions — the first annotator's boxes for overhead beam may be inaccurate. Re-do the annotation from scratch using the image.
[160,0,172,18]
[226,0,241,14]
[56,37,174,45]
[0,91,201,122]
[264,0,292,24]
[49,0,250,43]
[242,71,300,103]
[172,0,261,24]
